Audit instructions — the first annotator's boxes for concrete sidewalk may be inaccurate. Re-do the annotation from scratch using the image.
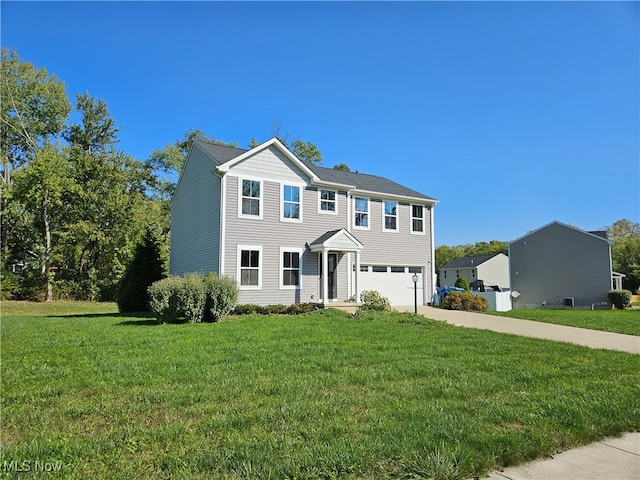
[395,306,640,354]
[486,432,640,480]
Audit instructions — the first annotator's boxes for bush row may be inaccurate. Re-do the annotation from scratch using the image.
[442,291,489,312]
[232,303,321,315]
[148,272,238,323]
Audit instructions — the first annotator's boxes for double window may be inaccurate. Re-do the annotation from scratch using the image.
[281,248,302,288]
[319,189,337,213]
[383,200,398,232]
[238,246,262,289]
[411,205,425,234]
[282,184,302,221]
[240,179,262,218]
[354,197,369,229]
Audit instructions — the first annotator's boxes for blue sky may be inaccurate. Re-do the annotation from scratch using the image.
[2,1,638,246]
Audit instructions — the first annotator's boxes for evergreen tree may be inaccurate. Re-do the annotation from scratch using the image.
[117,229,165,312]
[455,275,470,291]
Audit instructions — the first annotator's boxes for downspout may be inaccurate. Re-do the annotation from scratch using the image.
[219,172,227,275]
[429,204,436,305]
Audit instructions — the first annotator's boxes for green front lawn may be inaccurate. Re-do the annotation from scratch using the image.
[2,302,639,479]
[491,308,640,336]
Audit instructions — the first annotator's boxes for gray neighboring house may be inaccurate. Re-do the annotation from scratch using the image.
[170,137,438,306]
[439,253,510,289]
[509,221,614,308]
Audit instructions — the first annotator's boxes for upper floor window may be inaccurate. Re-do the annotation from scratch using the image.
[384,200,398,231]
[319,189,337,213]
[282,184,301,221]
[354,197,369,229]
[240,179,261,218]
[411,205,425,234]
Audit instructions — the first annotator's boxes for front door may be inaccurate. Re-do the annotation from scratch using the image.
[327,253,338,300]
[320,253,338,301]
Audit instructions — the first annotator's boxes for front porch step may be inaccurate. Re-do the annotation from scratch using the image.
[321,302,360,315]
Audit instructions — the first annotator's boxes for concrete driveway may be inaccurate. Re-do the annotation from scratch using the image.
[395,306,640,354]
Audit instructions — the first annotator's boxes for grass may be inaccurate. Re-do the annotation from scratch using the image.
[491,308,640,336]
[1,302,639,479]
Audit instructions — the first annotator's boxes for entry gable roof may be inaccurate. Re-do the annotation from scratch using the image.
[309,229,364,252]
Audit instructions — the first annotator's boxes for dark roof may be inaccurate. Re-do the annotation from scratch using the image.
[588,231,608,240]
[440,253,502,270]
[195,141,435,202]
[310,229,342,246]
[307,163,435,201]
[196,142,248,166]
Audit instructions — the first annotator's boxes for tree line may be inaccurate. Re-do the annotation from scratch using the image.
[0,49,344,302]
[2,49,638,301]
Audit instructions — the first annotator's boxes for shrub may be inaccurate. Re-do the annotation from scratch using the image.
[117,230,166,313]
[454,276,470,291]
[231,303,320,316]
[148,272,238,323]
[148,276,183,323]
[178,273,207,322]
[204,273,238,322]
[608,290,632,310]
[359,290,391,312]
[443,291,488,312]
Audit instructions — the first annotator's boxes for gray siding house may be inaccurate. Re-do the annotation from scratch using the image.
[439,253,510,290]
[509,221,613,308]
[170,138,437,306]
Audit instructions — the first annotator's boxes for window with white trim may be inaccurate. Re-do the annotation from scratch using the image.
[282,185,301,221]
[238,246,261,288]
[384,200,398,231]
[411,205,425,233]
[319,189,337,213]
[354,197,369,229]
[281,249,302,288]
[240,179,261,218]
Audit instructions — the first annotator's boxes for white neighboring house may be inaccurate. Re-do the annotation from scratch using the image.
[439,253,510,290]
[170,137,438,306]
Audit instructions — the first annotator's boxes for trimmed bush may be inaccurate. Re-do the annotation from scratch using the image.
[454,276,470,291]
[608,290,632,310]
[148,276,183,323]
[178,273,207,322]
[148,272,238,323]
[204,273,238,322]
[359,290,391,312]
[443,291,489,312]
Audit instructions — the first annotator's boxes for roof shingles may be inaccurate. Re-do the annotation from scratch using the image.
[196,141,435,202]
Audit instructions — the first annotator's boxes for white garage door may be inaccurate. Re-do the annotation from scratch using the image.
[358,266,423,306]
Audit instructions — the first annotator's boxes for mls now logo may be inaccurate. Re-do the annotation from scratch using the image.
[2,459,63,472]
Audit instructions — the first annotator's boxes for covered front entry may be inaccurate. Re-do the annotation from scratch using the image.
[309,229,364,303]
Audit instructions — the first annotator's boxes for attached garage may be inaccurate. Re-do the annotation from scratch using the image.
[357,265,425,306]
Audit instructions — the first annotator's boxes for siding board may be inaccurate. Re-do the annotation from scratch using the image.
[170,144,221,276]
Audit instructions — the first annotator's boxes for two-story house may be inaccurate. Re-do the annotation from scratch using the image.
[170,138,437,306]
[509,221,614,308]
